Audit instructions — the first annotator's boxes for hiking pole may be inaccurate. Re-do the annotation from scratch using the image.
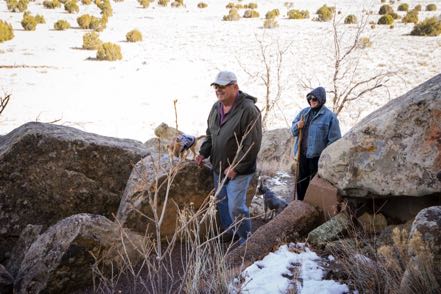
[293,116,303,201]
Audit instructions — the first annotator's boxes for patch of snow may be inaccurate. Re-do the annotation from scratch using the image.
[233,244,349,294]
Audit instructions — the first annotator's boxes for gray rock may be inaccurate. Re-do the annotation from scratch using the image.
[307,212,351,247]
[0,264,13,294]
[116,155,214,238]
[0,122,148,262]
[5,224,42,278]
[14,213,144,294]
[409,206,441,259]
[319,74,441,197]
[400,206,441,293]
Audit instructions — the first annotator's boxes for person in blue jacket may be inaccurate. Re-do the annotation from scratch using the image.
[291,87,341,200]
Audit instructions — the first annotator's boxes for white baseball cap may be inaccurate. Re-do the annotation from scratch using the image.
[211,71,238,86]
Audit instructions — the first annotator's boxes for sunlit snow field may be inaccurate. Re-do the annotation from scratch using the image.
[1,0,440,141]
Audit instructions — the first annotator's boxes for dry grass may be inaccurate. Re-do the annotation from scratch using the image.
[91,117,262,293]
[326,220,439,293]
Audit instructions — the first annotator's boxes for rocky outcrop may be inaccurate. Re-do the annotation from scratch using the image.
[226,200,320,268]
[14,214,144,294]
[116,155,213,238]
[0,122,148,262]
[400,206,441,293]
[319,74,441,197]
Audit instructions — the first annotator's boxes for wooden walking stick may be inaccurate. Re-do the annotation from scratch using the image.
[293,116,303,201]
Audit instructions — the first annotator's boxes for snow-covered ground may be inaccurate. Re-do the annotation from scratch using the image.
[231,243,350,294]
[1,0,440,142]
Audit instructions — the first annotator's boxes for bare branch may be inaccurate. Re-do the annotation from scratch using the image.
[0,94,11,116]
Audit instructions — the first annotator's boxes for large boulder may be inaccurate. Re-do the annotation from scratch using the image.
[319,74,441,197]
[116,155,256,239]
[0,122,148,262]
[14,213,144,294]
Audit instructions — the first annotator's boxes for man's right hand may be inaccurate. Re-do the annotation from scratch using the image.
[195,154,205,166]
[297,120,305,129]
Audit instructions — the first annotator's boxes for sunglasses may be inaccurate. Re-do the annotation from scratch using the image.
[308,96,318,102]
[213,83,234,90]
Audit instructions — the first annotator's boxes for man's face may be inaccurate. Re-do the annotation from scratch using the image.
[214,83,238,103]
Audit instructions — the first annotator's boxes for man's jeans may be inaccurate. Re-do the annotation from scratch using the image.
[213,172,253,242]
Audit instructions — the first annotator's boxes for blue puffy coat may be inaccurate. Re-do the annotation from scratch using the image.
[290,87,341,158]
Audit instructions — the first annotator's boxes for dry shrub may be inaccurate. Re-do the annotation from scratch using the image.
[89,16,106,31]
[411,17,441,36]
[64,0,79,13]
[82,0,92,4]
[379,4,394,15]
[344,14,357,24]
[263,17,278,28]
[402,9,418,24]
[378,14,394,25]
[327,223,438,293]
[21,14,37,31]
[158,0,168,6]
[53,19,70,30]
[35,14,46,24]
[7,0,28,12]
[397,3,409,11]
[97,42,122,61]
[265,8,279,19]
[287,9,309,19]
[426,4,437,11]
[126,29,142,42]
[43,0,61,8]
[246,2,257,9]
[82,31,102,49]
[91,158,242,293]
[0,20,14,43]
[358,36,372,49]
[96,0,113,17]
[223,8,240,21]
[138,0,149,8]
[197,2,207,8]
[243,9,259,18]
[77,14,92,28]
[316,4,334,21]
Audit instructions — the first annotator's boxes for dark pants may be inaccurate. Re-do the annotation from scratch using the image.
[296,154,319,201]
